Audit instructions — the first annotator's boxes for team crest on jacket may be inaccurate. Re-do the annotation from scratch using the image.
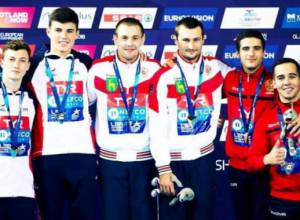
[205,65,212,76]
[175,79,185,94]
[106,77,118,92]
[141,67,149,78]
[264,79,274,92]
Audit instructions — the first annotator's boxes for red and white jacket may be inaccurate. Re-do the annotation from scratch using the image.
[224,66,275,170]
[248,98,300,201]
[88,55,161,162]
[150,54,232,174]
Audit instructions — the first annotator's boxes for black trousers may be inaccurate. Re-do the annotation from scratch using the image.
[228,166,270,220]
[0,197,38,220]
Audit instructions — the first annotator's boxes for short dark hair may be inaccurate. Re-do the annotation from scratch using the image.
[272,57,300,76]
[175,17,204,38]
[114,17,144,36]
[235,29,265,51]
[2,40,31,58]
[49,7,79,29]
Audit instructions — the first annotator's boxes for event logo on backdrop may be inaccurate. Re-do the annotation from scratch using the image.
[99,7,157,29]
[0,7,35,28]
[221,7,279,29]
[161,45,218,63]
[284,45,300,63]
[222,45,278,67]
[38,7,96,29]
[282,8,300,28]
[0,32,23,41]
[160,8,217,29]
[101,45,157,58]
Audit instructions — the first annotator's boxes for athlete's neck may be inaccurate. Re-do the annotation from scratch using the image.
[178,52,200,64]
[279,91,300,104]
[117,52,139,64]
[243,64,262,75]
[50,49,71,59]
[2,76,21,92]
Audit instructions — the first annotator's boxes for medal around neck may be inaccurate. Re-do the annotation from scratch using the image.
[187,115,196,128]
[283,109,297,123]
[281,161,295,175]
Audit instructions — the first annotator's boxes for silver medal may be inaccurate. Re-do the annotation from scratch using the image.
[283,109,297,123]
[282,162,295,175]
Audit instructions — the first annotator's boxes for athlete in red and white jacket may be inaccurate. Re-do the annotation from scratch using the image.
[87,18,162,220]
[248,58,300,219]
[88,54,161,162]
[151,53,231,172]
[150,17,233,220]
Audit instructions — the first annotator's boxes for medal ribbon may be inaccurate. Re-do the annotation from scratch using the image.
[1,79,24,150]
[112,58,141,121]
[176,58,204,119]
[238,70,266,137]
[45,57,75,119]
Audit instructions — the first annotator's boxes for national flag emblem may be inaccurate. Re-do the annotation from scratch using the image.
[106,77,118,92]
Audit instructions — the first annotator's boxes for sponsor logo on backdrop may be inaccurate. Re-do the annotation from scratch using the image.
[282,8,300,28]
[99,7,157,29]
[101,45,157,58]
[160,8,217,29]
[221,7,279,29]
[0,7,35,28]
[283,45,300,63]
[0,44,35,57]
[38,7,96,29]
[73,45,97,58]
[223,45,278,67]
[216,159,229,171]
[292,34,300,40]
[0,32,23,40]
[160,45,217,63]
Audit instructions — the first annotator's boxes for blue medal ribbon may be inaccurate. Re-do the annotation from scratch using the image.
[176,58,204,120]
[238,69,266,142]
[112,58,141,126]
[45,56,75,123]
[0,79,24,156]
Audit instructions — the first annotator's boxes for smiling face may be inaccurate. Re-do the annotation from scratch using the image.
[113,23,145,63]
[175,25,204,63]
[47,21,79,58]
[1,49,30,82]
[273,62,300,103]
[238,37,265,74]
